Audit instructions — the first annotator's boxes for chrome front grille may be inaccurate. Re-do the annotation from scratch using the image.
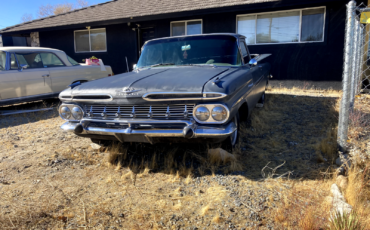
[83,104,195,119]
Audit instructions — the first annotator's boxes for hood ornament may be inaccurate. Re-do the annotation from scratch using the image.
[121,87,141,94]
[116,87,142,96]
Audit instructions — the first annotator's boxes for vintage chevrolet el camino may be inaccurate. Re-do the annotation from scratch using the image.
[59,33,271,148]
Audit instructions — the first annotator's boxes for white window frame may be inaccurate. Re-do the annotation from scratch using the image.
[236,6,326,45]
[74,28,107,53]
[170,19,203,36]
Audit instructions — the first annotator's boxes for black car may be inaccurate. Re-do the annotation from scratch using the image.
[59,33,271,148]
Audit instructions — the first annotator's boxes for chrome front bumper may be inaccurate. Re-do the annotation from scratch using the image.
[60,118,236,142]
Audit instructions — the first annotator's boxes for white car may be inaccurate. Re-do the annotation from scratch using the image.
[0,47,113,106]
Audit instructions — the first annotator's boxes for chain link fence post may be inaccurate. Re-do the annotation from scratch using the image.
[357,24,364,94]
[350,18,360,110]
[338,0,356,151]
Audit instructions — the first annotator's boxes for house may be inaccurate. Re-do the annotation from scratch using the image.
[0,0,365,81]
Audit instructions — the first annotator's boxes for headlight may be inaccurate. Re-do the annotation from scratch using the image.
[60,106,71,119]
[195,106,210,121]
[72,106,83,120]
[193,104,229,124]
[212,106,227,121]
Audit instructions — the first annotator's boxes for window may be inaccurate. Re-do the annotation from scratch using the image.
[15,53,43,69]
[0,51,6,70]
[137,35,241,68]
[40,53,65,67]
[74,28,107,52]
[10,53,18,70]
[237,7,325,45]
[239,41,250,64]
[67,55,80,66]
[171,20,202,36]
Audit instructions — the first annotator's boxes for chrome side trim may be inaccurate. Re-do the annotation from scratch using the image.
[142,92,227,101]
[59,94,113,102]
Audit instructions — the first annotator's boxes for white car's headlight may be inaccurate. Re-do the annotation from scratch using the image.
[195,106,210,121]
[211,106,228,121]
[72,106,83,120]
[193,104,229,124]
[60,106,72,120]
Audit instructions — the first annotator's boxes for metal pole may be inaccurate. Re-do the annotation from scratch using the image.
[356,25,364,94]
[338,0,356,151]
[349,18,359,111]
[350,18,360,109]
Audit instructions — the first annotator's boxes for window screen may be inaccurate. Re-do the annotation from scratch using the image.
[75,30,90,52]
[40,53,65,67]
[257,11,300,43]
[237,7,325,44]
[172,22,186,36]
[171,20,202,36]
[187,21,202,35]
[75,28,107,52]
[301,8,325,41]
[237,15,256,45]
[90,29,107,51]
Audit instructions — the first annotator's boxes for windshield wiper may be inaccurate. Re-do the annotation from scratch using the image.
[179,64,217,67]
[150,63,175,67]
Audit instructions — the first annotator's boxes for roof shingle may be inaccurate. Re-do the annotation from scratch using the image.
[0,0,278,33]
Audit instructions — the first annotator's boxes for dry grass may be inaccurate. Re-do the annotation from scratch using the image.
[339,94,370,229]
[272,179,332,229]
[266,82,342,97]
[344,164,370,229]
[2,89,368,229]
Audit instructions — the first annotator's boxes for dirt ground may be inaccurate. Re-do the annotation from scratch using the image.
[0,93,361,229]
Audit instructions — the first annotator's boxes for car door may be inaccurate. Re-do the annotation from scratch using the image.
[0,52,22,100]
[14,52,52,97]
[40,52,88,93]
[239,40,261,106]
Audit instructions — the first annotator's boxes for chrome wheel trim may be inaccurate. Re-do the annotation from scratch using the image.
[230,116,238,146]
[260,93,265,104]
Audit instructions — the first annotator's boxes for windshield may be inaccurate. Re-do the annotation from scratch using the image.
[0,51,6,70]
[137,35,242,68]
[67,55,80,66]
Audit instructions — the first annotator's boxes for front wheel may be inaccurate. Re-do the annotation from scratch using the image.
[256,92,265,108]
[221,113,240,151]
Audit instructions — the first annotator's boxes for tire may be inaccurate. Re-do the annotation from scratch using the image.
[221,113,240,151]
[258,92,265,105]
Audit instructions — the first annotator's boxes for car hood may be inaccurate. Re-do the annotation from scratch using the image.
[69,67,229,98]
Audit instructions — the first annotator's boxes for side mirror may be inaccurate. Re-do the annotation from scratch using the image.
[19,64,28,72]
[249,59,257,66]
[133,64,137,70]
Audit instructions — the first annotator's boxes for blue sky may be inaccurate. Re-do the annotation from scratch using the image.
[0,0,109,30]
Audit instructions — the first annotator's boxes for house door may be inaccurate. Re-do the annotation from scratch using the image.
[138,27,155,55]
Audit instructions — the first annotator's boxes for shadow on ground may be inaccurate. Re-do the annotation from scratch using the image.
[0,99,60,129]
[108,94,339,181]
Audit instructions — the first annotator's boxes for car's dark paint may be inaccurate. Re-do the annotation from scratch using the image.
[59,34,271,143]
[67,67,230,97]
